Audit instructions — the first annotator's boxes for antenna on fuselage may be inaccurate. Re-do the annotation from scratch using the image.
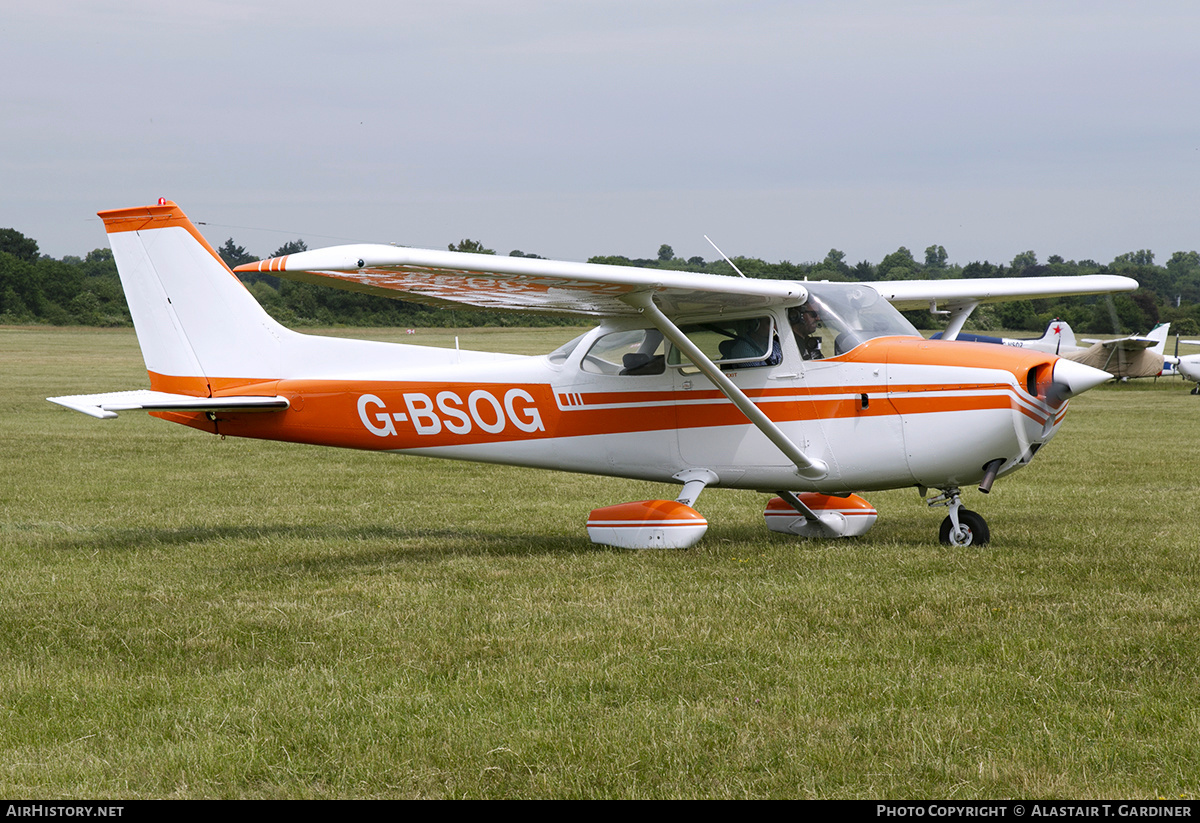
[704,235,747,278]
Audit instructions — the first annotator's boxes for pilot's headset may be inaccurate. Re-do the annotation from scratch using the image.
[788,304,820,327]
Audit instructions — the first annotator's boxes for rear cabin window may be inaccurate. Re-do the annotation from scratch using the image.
[581,328,667,375]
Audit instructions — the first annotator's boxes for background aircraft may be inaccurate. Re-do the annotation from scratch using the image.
[1073,323,1169,379]
[930,319,1077,352]
[1168,341,1200,392]
[49,201,1134,548]
[932,319,1169,380]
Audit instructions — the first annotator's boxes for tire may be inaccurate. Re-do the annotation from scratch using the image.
[939,509,990,546]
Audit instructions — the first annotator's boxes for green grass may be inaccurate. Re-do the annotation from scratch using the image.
[2,326,1200,798]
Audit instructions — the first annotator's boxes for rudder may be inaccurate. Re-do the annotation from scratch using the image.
[1038,318,1075,352]
[99,201,289,395]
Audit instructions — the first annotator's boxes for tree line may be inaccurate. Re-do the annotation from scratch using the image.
[3,226,1198,336]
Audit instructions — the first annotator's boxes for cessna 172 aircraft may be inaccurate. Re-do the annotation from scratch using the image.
[48,201,1137,548]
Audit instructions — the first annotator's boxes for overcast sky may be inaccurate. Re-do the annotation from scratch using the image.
[4,0,1198,268]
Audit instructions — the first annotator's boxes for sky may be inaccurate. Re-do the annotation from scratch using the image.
[4,0,1199,268]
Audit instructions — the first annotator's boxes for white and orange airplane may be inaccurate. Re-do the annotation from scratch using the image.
[49,201,1138,548]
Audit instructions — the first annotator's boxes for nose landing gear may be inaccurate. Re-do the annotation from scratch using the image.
[927,487,991,546]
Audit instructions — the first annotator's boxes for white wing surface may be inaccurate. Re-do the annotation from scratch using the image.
[237,246,807,317]
[876,275,1139,311]
[238,247,1138,319]
[1083,336,1159,351]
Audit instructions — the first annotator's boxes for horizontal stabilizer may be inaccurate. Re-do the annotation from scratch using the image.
[47,390,289,419]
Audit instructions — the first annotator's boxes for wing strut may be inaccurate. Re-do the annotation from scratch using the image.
[622,292,828,481]
[940,301,979,342]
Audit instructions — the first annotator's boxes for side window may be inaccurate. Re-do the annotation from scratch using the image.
[667,317,780,373]
[581,329,667,375]
[546,332,587,365]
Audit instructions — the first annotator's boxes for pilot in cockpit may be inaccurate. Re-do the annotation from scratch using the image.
[789,302,824,360]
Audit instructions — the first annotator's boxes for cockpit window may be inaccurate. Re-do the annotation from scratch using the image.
[787,282,920,358]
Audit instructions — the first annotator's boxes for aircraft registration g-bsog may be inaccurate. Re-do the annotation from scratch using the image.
[49,201,1137,548]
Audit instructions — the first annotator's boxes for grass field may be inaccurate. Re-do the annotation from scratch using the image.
[3,325,1200,798]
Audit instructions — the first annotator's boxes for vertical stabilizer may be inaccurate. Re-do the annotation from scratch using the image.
[1147,323,1170,355]
[1039,319,1075,353]
[99,201,289,395]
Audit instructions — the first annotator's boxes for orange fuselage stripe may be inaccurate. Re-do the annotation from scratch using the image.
[147,374,1052,450]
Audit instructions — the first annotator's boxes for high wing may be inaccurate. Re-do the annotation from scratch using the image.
[876,275,1140,312]
[875,275,1138,340]
[1082,323,1171,351]
[1083,336,1160,351]
[236,245,807,317]
[238,247,1139,326]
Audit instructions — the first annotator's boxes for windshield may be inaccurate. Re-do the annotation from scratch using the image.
[791,281,920,357]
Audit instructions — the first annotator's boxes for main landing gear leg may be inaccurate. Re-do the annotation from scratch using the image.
[674,469,719,509]
[927,487,991,547]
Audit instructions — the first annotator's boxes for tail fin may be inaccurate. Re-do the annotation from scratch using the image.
[99,201,292,395]
[98,200,507,403]
[1038,319,1075,352]
[1146,322,1170,355]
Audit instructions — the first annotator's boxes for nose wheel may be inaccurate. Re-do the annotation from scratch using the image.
[928,487,991,546]
[938,508,989,546]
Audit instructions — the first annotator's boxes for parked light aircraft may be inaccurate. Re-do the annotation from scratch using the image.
[1074,323,1169,379]
[1169,343,1200,392]
[930,319,1078,353]
[933,319,1169,380]
[48,201,1138,547]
